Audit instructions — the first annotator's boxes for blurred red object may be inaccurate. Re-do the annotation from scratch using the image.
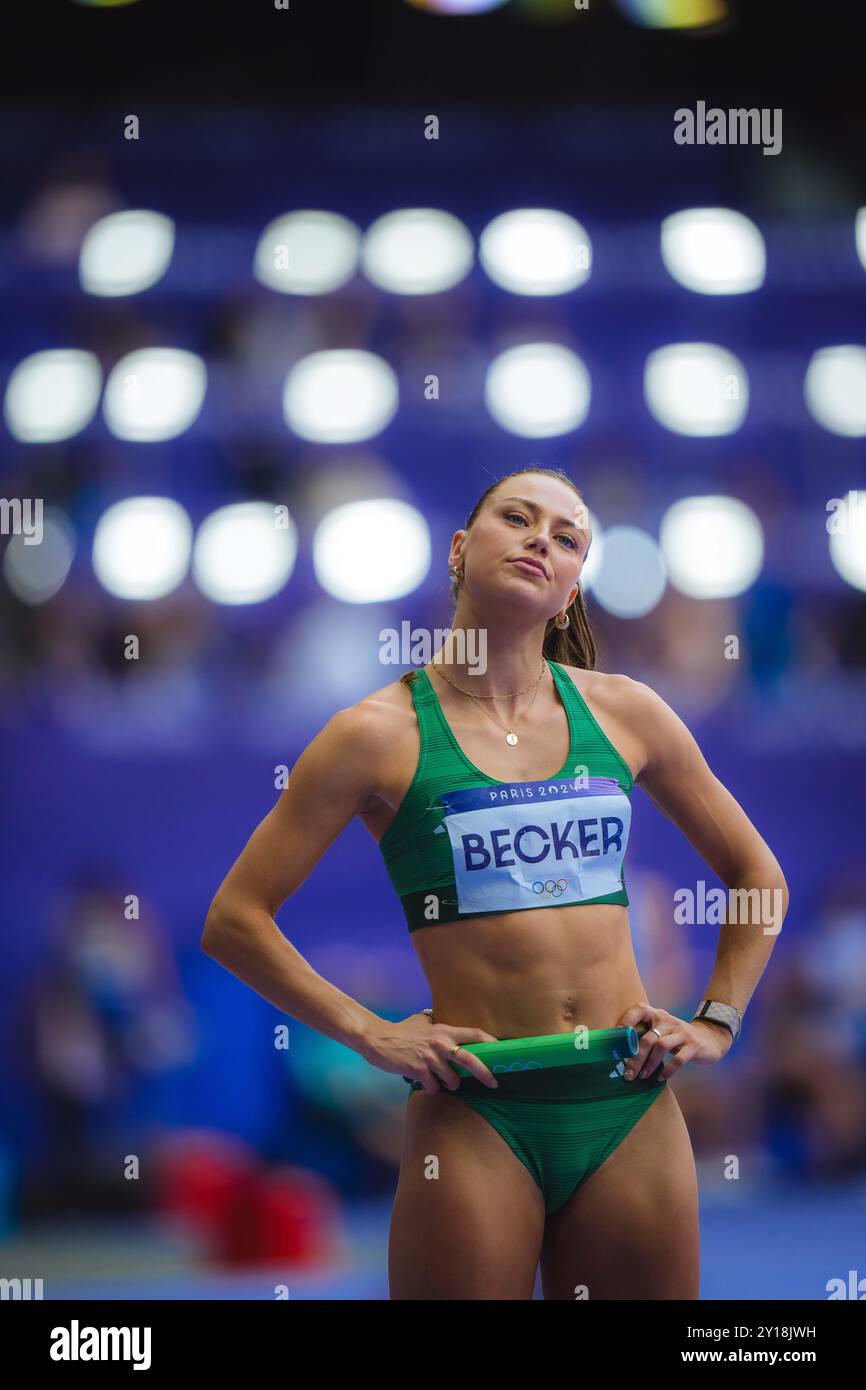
[151,1130,258,1244]
[151,1132,342,1268]
[219,1164,341,1267]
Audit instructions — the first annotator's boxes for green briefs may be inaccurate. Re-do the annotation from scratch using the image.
[404,1029,667,1216]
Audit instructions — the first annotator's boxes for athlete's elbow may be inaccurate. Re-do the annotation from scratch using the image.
[775,865,790,920]
[734,854,789,925]
[201,893,239,956]
[762,851,788,911]
[200,913,221,958]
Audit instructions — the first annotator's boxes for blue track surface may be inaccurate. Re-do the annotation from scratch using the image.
[23,1180,866,1301]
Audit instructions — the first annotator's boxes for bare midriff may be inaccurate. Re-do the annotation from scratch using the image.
[360,665,649,1042]
[410,901,647,1040]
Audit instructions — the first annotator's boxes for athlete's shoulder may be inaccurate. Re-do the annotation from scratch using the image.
[556,662,696,766]
[555,663,655,710]
[324,672,418,755]
[554,663,679,739]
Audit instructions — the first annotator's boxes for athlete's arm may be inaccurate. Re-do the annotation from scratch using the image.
[626,677,789,1018]
[201,701,498,1090]
[202,704,390,1046]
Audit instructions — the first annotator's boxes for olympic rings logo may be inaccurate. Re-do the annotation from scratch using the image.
[531,878,569,898]
[492,1061,544,1073]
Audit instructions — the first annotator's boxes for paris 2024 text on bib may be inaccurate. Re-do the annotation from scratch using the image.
[437,775,631,914]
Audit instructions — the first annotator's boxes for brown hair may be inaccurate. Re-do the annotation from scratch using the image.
[450,465,597,670]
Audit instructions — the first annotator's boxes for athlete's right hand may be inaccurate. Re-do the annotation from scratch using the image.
[360,1013,500,1093]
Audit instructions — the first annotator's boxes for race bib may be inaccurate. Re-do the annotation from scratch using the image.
[439,776,631,914]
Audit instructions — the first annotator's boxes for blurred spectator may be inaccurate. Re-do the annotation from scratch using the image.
[751,875,866,1180]
[23,870,198,1214]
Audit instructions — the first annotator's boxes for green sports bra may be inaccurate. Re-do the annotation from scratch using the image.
[377,659,635,932]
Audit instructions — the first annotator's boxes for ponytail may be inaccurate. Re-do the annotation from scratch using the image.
[542,583,597,670]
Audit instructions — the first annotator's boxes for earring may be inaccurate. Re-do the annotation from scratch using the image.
[448,562,464,581]
[554,611,570,629]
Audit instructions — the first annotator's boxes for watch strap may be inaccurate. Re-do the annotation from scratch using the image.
[693,998,741,1044]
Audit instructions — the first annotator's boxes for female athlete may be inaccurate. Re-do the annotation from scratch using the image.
[202,465,787,1300]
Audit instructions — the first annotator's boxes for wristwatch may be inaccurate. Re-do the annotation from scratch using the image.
[692,999,742,1044]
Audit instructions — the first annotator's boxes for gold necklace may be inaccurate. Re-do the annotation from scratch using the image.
[431,657,547,746]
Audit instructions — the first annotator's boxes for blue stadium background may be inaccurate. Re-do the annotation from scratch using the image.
[0,0,864,1299]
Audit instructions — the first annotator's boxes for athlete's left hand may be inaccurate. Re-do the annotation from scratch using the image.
[617,1002,733,1081]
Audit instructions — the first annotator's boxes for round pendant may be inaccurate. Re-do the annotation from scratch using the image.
[506,731,519,745]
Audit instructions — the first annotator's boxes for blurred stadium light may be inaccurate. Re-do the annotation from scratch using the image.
[644,343,748,435]
[589,524,667,618]
[804,347,866,437]
[479,209,591,295]
[660,495,764,599]
[103,349,207,442]
[253,212,361,296]
[192,503,298,607]
[79,210,175,298]
[312,499,432,603]
[661,209,765,295]
[361,209,475,294]
[4,349,102,442]
[92,497,193,600]
[485,343,592,436]
[282,350,400,443]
